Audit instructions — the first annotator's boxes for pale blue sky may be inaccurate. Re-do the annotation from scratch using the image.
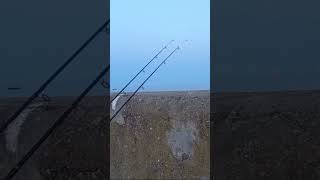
[111,0,210,92]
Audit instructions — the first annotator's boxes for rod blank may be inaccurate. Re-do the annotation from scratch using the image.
[110,40,174,102]
[0,20,110,135]
[110,46,180,121]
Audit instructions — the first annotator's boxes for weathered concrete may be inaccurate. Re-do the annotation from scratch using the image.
[0,91,210,179]
[110,91,210,179]
[213,90,320,180]
[4,89,320,179]
[0,96,108,180]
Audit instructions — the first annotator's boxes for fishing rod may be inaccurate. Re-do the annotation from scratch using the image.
[110,40,175,102]
[0,19,110,135]
[110,46,180,121]
[3,66,110,180]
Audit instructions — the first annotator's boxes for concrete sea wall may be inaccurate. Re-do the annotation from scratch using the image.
[0,91,210,179]
[0,97,108,180]
[213,90,320,180]
[110,91,210,179]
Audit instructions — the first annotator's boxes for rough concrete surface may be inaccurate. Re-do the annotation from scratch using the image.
[4,89,320,180]
[0,91,210,180]
[0,96,108,180]
[213,90,320,180]
[110,91,210,180]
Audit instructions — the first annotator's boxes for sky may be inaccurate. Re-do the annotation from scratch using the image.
[0,0,108,97]
[3,0,319,97]
[111,0,210,92]
[213,0,320,92]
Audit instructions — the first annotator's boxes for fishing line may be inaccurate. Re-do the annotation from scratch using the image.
[110,46,180,121]
[0,19,110,135]
[3,66,110,180]
[110,40,175,102]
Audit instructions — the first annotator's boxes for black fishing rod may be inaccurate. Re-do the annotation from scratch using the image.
[110,40,175,102]
[110,46,180,121]
[3,66,110,180]
[0,19,110,135]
